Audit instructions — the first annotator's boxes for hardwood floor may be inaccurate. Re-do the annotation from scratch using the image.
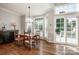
[0,40,79,55]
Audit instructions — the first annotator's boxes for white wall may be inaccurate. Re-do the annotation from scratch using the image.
[0,9,21,33]
[20,15,25,34]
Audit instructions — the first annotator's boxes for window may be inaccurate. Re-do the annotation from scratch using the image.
[34,17,44,36]
[34,18,43,31]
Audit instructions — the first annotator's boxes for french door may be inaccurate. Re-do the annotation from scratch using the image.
[55,16,78,45]
[66,17,78,45]
[55,17,65,43]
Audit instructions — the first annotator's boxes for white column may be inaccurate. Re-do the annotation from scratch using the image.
[64,17,67,44]
[46,4,55,43]
[77,17,79,46]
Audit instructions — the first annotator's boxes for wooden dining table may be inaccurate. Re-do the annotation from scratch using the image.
[16,34,40,49]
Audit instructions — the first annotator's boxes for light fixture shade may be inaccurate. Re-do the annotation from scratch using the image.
[11,20,16,26]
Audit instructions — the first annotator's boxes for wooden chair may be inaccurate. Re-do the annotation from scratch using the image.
[15,34,24,46]
[24,34,32,49]
[32,35,40,48]
[24,32,36,49]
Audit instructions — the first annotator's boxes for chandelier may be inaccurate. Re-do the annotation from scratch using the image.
[25,6,33,23]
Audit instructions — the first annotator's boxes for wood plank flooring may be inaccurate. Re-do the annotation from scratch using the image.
[0,40,79,55]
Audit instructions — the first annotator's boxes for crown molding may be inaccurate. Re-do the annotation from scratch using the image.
[0,6,21,16]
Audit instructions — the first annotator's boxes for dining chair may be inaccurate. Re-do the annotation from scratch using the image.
[15,34,24,46]
[24,32,36,49]
[32,35,40,48]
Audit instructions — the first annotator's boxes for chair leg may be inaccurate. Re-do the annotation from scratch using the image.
[36,40,40,48]
[15,40,20,46]
[29,40,32,50]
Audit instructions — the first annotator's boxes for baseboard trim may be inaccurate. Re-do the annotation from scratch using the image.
[41,39,78,47]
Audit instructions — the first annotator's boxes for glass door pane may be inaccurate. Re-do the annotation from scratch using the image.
[66,17,78,45]
[60,18,65,43]
[56,18,61,42]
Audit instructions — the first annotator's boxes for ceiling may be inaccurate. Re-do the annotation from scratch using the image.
[0,3,68,16]
[0,3,52,16]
